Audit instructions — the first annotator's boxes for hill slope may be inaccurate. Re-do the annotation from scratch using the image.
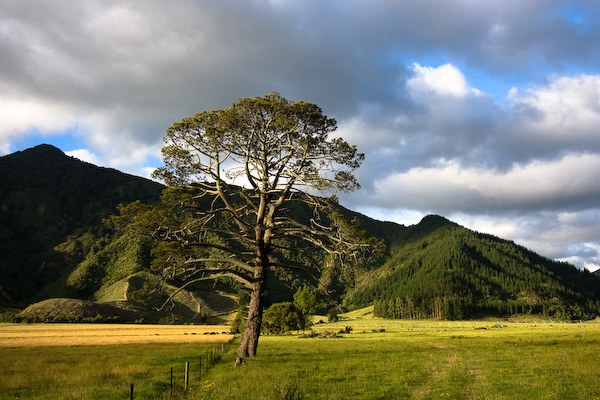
[345,215,600,320]
[0,144,164,306]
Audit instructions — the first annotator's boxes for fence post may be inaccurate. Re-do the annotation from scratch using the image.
[170,367,173,399]
[130,383,134,400]
[185,362,190,391]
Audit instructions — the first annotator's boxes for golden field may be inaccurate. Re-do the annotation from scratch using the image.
[0,323,234,347]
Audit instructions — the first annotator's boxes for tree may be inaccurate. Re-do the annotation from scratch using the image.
[293,286,318,331]
[262,302,303,334]
[112,92,381,366]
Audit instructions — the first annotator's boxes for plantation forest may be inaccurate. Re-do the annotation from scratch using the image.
[360,217,599,320]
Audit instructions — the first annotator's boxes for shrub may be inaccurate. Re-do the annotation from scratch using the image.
[0,311,15,323]
[231,305,247,334]
[262,302,303,334]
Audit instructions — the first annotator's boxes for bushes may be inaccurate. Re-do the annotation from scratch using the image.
[0,311,16,323]
[262,302,304,334]
[231,305,247,334]
[261,287,319,334]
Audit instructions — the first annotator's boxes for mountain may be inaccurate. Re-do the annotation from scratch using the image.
[1,144,600,322]
[345,215,600,320]
[0,144,164,306]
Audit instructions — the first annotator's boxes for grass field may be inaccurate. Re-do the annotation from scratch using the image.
[2,315,600,399]
[0,323,233,400]
[0,342,225,399]
[206,316,600,400]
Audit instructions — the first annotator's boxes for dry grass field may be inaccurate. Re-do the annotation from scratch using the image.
[0,323,234,347]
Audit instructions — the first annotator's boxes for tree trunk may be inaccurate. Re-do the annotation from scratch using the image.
[235,259,267,366]
[235,194,272,366]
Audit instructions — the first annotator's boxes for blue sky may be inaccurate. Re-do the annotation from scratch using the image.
[1,0,600,270]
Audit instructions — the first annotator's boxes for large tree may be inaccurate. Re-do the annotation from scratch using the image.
[116,92,379,365]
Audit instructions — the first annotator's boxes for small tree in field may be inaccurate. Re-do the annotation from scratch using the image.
[262,302,303,334]
[294,286,318,332]
[112,92,381,365]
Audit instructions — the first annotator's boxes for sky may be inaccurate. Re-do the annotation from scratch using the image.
[1,0,600,270]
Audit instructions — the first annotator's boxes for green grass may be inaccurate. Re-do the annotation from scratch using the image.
[0,342,224,400]
[3,319,600,399]
[203,320,600,400]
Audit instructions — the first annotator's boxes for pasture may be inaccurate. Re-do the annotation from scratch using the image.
[2,318,600,399]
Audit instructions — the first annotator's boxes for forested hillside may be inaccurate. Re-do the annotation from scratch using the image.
[0,145,164,306]
[345,215,600,320]
[2,145,599,322]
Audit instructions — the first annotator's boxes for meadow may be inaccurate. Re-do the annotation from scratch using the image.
[0,323,234,399]
[2,316,600,399]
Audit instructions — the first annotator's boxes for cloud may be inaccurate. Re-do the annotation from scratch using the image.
[66,149,103,166]
[508,74,600,153]
[366,153,600,214]
[407,63,481,98]
[0,95,78,149]
[2,0,600,270]
[341,67,600,190]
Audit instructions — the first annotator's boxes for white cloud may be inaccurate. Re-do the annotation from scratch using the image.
[66,149,103,166]
[0,95,78,151]
[408,63,479,99]
[369,152,600,213]
[510,74,600,145]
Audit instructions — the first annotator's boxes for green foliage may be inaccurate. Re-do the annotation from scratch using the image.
[293,286,318,315]
[127,275,167,305]
[328,308,340,322]
[293,286,318,330]
[231,305,247,334]
[262,302,304,334]
[158,314,186,324]
[154,92,364,192]
[0,311,16,323]
[18,298,106,323]
[147,92,376,361]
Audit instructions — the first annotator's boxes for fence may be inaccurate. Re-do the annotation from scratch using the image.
[128,337,234,399]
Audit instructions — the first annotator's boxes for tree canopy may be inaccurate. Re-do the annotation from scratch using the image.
[262,302,303,334]
[153,91,363,193]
